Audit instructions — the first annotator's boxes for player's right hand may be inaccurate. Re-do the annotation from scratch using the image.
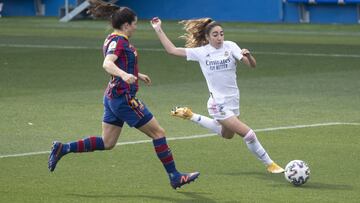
[122,73,137,84]
[150,17,162,31]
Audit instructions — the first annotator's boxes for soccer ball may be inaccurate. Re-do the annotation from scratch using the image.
[284,160,310,186]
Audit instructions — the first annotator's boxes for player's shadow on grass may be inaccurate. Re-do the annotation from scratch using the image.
[221,171,353,191]
[293,182,353,191]
[177,191,217,203]
[222,171,284,183]
[66,191,216,203]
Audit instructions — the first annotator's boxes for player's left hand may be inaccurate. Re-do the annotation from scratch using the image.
[138,73,152,85]
[241,49,251,57]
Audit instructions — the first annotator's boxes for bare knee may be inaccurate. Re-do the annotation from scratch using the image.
[102,122,122,150]
[102,138,117,150]
[221,128,235,139]
[221,132,235,139]
[151,126,166,139]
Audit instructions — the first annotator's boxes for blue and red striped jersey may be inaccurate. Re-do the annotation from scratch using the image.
[102,32,139,98]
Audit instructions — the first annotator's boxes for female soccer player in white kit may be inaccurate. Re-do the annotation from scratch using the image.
[151,17,284,173]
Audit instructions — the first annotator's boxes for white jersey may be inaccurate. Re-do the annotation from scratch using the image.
[185,41,243,104]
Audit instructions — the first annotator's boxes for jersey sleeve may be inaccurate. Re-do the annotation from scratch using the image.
[228,41,243,61]
[185,47,202,61]
[106,37,126,57]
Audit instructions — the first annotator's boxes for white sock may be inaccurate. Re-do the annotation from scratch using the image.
[243,129,273,165]
[190,113,222,136]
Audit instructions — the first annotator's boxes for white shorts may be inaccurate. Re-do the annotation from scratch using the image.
[207,95,240,120]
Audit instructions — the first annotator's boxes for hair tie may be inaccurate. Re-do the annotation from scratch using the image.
[204,19,213,28]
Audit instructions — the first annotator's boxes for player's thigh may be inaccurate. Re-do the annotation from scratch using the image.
[137,117,165,139]
[218,116,250,137]
[102,122,122,149]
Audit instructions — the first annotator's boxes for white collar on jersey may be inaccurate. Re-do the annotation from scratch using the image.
[206,43,223,51]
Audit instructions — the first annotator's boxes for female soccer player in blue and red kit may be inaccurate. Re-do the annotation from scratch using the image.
[48,0,199,189]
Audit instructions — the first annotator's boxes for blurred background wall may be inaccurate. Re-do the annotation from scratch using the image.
[0,0,359,24]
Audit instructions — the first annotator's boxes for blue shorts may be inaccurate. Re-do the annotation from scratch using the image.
[103,94,153,128]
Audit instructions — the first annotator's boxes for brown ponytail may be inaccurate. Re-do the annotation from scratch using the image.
[87,0,119,19]
[87,0,136,29]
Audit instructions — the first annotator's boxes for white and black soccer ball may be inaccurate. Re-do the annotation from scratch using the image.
[284,160,310,186]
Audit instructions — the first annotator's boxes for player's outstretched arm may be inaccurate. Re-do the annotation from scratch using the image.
[150,17,186,57]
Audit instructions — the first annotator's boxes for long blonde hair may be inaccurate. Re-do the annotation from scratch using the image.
[179,18,222,48]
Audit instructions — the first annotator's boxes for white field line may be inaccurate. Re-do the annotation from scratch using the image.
[0,122,359,159]
[1,44,360,58]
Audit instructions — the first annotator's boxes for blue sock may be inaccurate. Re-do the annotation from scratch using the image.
[62,136,105,154]
[153,137,178,175]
